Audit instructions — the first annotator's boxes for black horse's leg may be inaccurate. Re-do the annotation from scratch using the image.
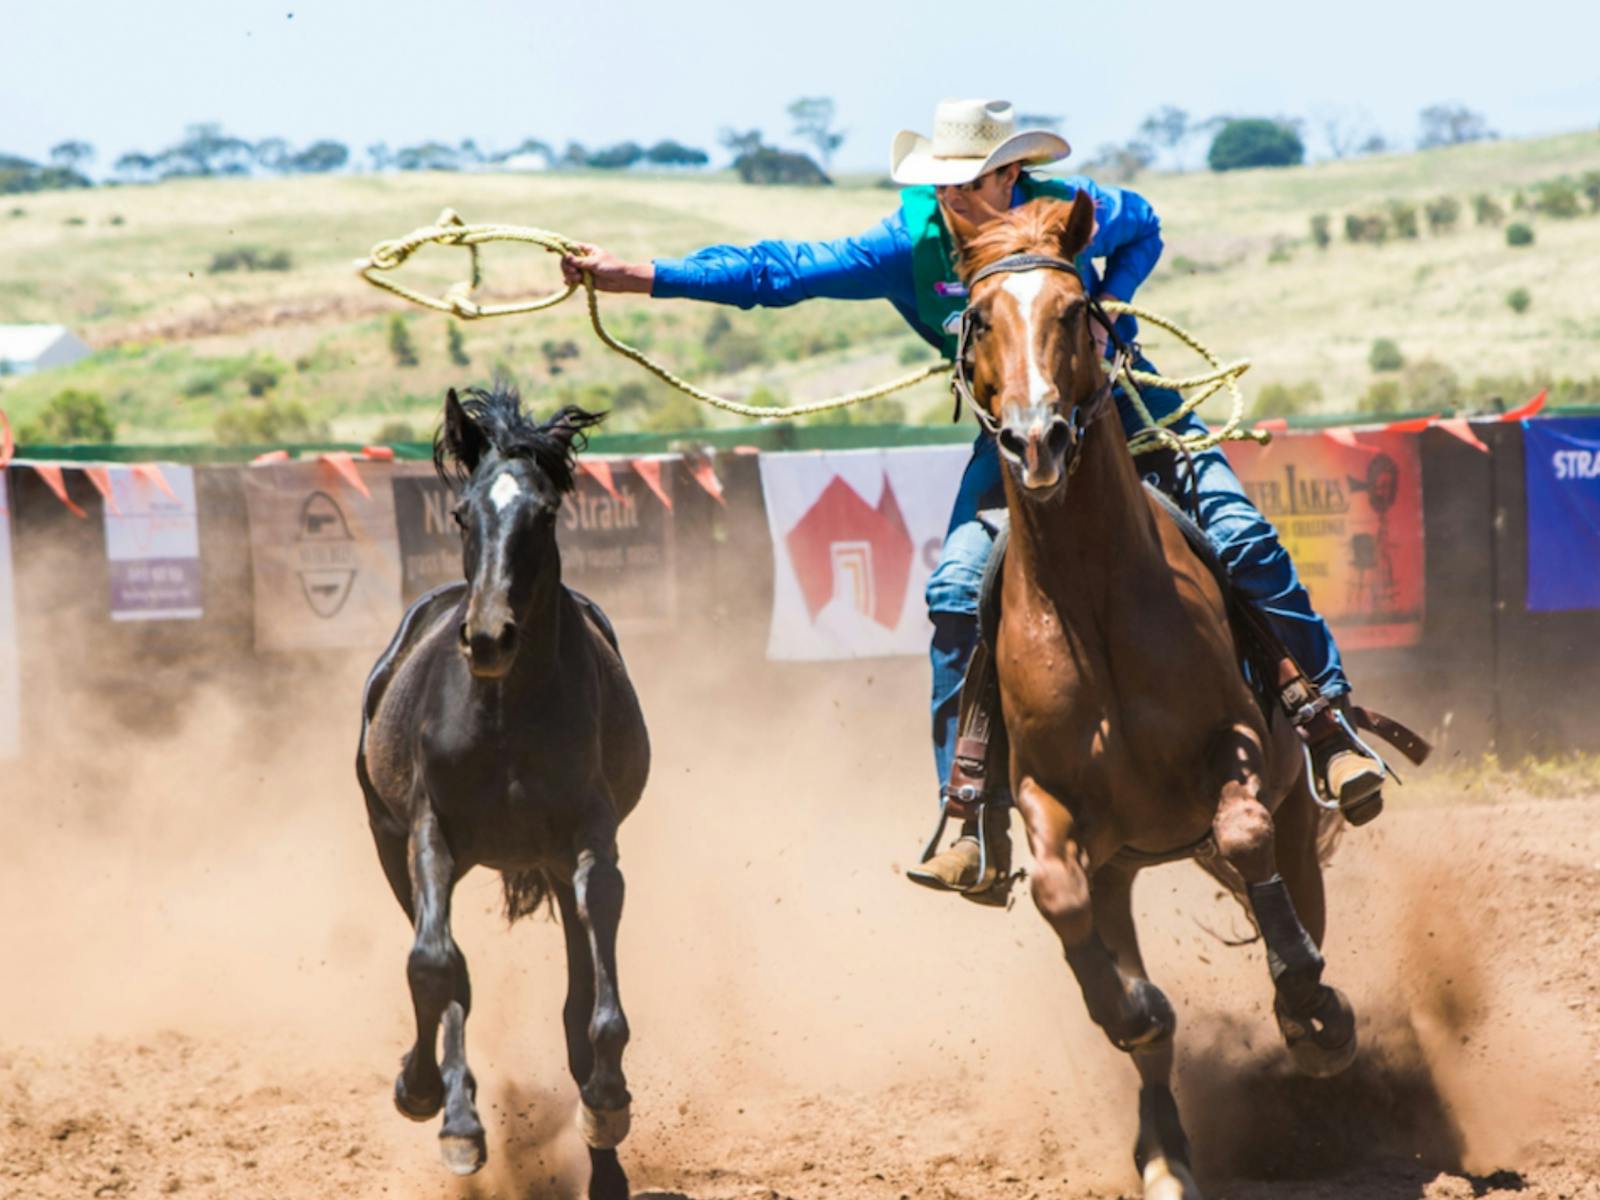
[566,818,631,1200]
[556,882,626,1200]
[1094,864,1200,1200]
[1211,730,1356,1079]
[394,802,486,1175]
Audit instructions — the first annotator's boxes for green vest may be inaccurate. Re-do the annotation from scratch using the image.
[902,174,1082,361]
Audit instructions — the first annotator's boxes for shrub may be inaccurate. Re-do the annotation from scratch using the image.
[180,370,222,397]
[733,148,831,186]
[1506,287,1531,314]
[1387,200,1420,239]
[1472,193,1505,225]
[1423,195,1460,234]
[64,216,86,226]
[108,214,125,226]
[243,364,280,396]
[208,245,292,272]
[1505,222,1535,247]
[18,388,115,443]
[702,310,766,372]
[1533,179,1582,218]
[1344,212,1388,244]
[1267,237,1294,264]
[1368,338,1404,372]
[1309,214,1331,249]
[1403,359,1461,411]
[1207,118,1305,171]
[540,338,579,375]
[447,322,470,367]
[898,340,936,365]
[387,315,418,367]
[6,207,23,218]
[1253,380,1323,418]
[374,420,418,443]
[1581,171,1600,212]
[213,399,322,445]
[1358,380,1403,415]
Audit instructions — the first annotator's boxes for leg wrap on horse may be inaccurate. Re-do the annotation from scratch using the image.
[1066,936,1177,1053]
[1247,875,1324,1010]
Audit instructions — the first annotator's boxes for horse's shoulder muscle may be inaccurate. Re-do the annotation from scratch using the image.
[363,582,466,723]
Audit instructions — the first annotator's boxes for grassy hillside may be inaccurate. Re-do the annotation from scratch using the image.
[2,129,1598,445]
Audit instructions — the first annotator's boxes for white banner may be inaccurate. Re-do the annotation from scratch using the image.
[103,465,203,621]
[758,446,969,660]
[0,470,18,758]
[244,460,401,652]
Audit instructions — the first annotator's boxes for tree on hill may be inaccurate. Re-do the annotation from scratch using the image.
[720,129,828,186]
[112,151,157,184]
[1137,106,1190,168]
[19,389,115,443]
[290,140,349,173]
[788,97,844,169]
[645,140,709,167]
[587,141,645,169]
[253,138,290,174]
[394,141,460,171]
[1418,103,1494,149]
[1207,118,1304,171]
[169,123,254,175]
[49,140,94,171]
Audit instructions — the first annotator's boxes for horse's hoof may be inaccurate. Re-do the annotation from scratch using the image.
[1142,1154,1204,1200]
[1277,985,1358,1078]
[394,1072,443,1122]
[440,1130,487,1176]
[578,1101,632,1149]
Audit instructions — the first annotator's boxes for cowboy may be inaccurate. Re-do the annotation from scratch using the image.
[562,99,1386,899]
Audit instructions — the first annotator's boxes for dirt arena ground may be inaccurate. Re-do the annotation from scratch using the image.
[3,632,1599,1200]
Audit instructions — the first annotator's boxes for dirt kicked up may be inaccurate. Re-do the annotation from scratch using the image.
[3,634,1599,1200]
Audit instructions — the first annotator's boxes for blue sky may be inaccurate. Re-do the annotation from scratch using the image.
[4,0,1597,172]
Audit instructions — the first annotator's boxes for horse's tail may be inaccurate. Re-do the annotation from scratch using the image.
[501,868,554,923]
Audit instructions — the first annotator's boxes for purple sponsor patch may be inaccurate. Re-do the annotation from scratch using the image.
[109,558,203,621]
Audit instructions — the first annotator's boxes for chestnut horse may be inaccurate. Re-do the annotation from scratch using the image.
[945,194,1354,1200]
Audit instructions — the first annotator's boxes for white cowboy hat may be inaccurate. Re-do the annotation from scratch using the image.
[890,99,1071,187]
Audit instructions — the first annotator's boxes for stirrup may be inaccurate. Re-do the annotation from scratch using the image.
[918,787,1008,897]
[1300,707,1397,814]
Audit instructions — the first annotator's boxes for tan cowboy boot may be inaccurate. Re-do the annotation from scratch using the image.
[1306,708,1385,826]
[907,807,1012,904]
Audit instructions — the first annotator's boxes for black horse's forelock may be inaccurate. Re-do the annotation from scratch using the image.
[433,376,606,493]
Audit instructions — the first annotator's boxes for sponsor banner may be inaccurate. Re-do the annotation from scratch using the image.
[391,459,677,630]
[244,460,401,651]
[759,446,968,660]
[1524,417,1600,612]
[103,465,202,621]
[1226,430,1425,649]
[0,471,19,758]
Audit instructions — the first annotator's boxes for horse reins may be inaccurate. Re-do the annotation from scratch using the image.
[950,254,1127,455]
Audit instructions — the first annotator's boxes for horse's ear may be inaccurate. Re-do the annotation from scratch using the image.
[442,388,486,475]
[943,202,984,266]
[1056,191,1097,261]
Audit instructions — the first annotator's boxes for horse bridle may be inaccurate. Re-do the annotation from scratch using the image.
[950,253,1128,447]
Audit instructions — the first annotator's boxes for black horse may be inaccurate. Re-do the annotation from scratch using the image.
[357,382,649,1197]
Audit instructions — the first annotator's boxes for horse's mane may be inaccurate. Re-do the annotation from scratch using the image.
[958,198,1083,279]
[433,376,604,492]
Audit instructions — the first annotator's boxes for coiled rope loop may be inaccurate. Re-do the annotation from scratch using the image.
[358,210,1265,443]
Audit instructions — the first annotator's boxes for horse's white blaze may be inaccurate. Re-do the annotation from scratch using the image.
[1000,269,1054,407]
[489,472,521,512]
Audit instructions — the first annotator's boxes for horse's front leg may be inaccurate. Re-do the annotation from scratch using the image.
[395,801,486,1176]
[1210,726,1357,1078]
[1015,778,1194,1200]
[562,812,632,1200]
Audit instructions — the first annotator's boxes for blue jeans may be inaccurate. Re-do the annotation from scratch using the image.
[925,355,1349,788]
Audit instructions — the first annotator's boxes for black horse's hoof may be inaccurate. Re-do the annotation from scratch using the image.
[394,1069,444,1122]
[440,1128,487,1176]
[1277,984,1358,1078]
[588,1147,630,1200]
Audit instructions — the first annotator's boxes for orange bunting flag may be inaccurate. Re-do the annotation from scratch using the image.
[1502,389,1548,422]
[252,449,290,464]
[1253,417,1289,433]
[361,445,396,461]
[0,409,12,469]
[583,459,621,501]
[1434,418,1490,453]
[630,458,671,511]
[132,462,179,501]
[688,455,726,506]
[83,465,120,515]
[1384,415,1437,434]
[32,463,86,518]
[1322,427,1363,449]
[319,451,371,498]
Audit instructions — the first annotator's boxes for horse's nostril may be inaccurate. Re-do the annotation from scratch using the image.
[497,621,518,649]
[998,427,1027,461]
[1046,417,1072,458]
[458,622,470,648]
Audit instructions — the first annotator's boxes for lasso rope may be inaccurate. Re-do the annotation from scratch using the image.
[358,210,1265,445]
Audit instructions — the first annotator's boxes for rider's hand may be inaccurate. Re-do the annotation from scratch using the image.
[560,244,655,294]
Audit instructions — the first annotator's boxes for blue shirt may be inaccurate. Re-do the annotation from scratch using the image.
[650,174,1163,350]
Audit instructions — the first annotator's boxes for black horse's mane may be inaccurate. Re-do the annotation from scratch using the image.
[433,377,605,493]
